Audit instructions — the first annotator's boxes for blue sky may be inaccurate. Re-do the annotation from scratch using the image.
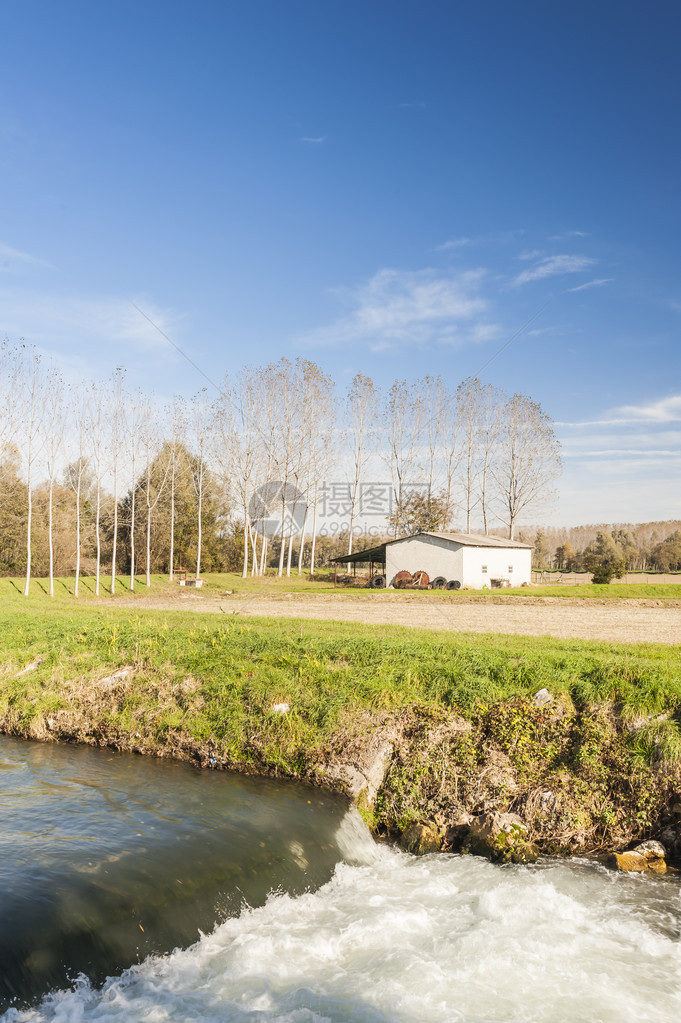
[1,0,680,525]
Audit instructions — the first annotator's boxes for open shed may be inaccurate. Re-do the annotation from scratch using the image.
[331,542,386,584]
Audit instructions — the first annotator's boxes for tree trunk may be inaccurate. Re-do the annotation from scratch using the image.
[110,478,118,595]
[129,488,136,591]
[195,485,202,581]
[146,505,152,586]
[310,489,318,576]
[75,476,81,598]
[250,524,258,576]
[286,529,294,577]
[95,485,101,596]
[297,506,308,574]
[169,465,175,580]
[23,485,32,597]
[48,478,54,598]
[242,500,249,577]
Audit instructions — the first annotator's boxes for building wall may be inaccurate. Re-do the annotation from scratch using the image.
[385,535,463,586]
[461,546,532,588]
[385,535,532,588]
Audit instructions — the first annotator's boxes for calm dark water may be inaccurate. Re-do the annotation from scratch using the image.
[0,735,351,1010]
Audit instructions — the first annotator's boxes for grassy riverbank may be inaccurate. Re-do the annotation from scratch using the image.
[1,603,680,857]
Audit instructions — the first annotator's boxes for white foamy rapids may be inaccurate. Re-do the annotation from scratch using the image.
[5,820,681,1023]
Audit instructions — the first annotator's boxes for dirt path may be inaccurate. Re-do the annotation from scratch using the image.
[121,592,681,646]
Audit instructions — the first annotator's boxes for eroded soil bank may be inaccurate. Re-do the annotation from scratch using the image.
[1,669,680,872]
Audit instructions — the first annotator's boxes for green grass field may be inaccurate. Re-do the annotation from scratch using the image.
[1,600,679,743]
[2,571,681,604]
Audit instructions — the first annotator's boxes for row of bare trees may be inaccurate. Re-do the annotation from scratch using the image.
[1,343,220,593]
[0,340,562,589]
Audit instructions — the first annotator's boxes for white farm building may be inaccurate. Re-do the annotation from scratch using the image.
[333,531,533,589]
[385,532,533,589]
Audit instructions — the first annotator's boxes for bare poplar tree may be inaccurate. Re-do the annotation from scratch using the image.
[442,386,462,529]
[419,375,454,527]
[251,359,298,577]
[109,368,126,595]
[43,367,65,597]
[20,348,45,596]
[214,370,259,578]
[455,377,483,533]
[0,341,22,482]
[476,382,503,534]
[383,379,424,536]
[346,373,379,555]
[87,381,107,596]
[126,393,145,591]
[189,390,211,581]
[491,393,562,539]
[295,361,335,573]
[167,396,187,580]
[139,396,169,587]
[65,388,90,598]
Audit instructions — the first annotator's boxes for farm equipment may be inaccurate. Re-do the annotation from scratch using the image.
[394,569,430,589]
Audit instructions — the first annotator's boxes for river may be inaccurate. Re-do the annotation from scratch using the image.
[0,735,679,1022]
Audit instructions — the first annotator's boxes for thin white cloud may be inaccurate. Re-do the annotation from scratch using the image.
[300,266,493,348]
[616,394,681,423]
[0,289,183,365]
[566,452,681,460]
[399,101,426,109]
[567,278,613,293]
[512,254,596,287]
[0,242,50,269]
[299,135,326,144]
[437,237,471,251]
[556,397,681,429]
[549,230,588,240]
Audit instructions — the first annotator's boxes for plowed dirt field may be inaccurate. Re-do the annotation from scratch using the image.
[122,590,681,646]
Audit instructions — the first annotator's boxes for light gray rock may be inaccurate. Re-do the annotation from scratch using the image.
[466,811,538,864]
[533,688,553,709]
[633,839,666,858]
[322,764,368,800]
[400,822,441,855]
[96,667,133,691]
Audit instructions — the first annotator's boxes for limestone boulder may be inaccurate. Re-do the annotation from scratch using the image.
[608,839,667,874]
[464,811,538,864]
[400,822,442,855]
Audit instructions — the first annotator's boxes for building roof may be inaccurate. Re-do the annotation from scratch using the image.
[412,531,534,550]
[332,543,387,565]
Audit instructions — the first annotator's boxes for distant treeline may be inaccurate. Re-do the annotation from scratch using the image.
[521,522,681,574]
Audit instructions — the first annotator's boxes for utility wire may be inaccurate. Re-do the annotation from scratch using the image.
[472,296,553,377]
[130,301,224,395]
